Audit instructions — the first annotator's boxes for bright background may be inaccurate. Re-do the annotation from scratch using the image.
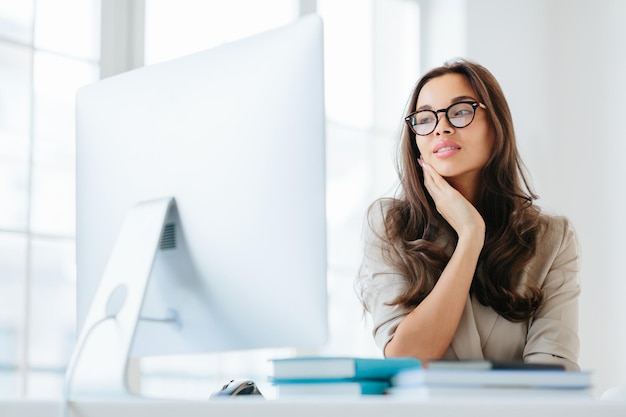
[0,0,624,400]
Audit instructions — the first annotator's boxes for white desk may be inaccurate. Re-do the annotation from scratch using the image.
[2,397,626,417]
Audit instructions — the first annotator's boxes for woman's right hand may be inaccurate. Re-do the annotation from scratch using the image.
[420,160,486,242]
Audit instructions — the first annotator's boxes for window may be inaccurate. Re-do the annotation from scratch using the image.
[0,0,100,398]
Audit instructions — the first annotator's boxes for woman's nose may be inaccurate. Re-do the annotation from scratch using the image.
[434,113,455,135]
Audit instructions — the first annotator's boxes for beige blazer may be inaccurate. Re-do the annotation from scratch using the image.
[358,202,581,371]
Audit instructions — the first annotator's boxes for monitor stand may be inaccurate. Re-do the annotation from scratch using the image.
[64,197,177,399]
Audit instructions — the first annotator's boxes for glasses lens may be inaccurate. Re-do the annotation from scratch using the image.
[410,110,437,135]
[447,102,475,128]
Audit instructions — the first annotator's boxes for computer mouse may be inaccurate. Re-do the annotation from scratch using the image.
[210,379,264,398]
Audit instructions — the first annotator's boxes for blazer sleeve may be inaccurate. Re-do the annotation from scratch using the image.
[355,201,412,352]
[523,216,581,371]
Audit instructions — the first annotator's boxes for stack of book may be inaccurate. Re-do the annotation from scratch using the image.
[268,356,422,397]
[388,360,594,399]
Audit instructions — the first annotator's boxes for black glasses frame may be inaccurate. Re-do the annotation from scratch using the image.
[405,101,487,136]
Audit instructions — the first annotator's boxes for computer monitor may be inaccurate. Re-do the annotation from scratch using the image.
[69,14,327,398]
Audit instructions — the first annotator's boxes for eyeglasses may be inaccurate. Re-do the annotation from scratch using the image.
[405,101,487,136]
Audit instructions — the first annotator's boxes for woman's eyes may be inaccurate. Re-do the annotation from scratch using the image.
[452,108,472,116]
[415,114,435,125]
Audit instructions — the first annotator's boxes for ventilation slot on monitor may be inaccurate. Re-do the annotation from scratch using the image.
[159,223,176,250]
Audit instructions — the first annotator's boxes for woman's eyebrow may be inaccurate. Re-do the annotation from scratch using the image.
[416,95,478,111]
[451,95,477,103]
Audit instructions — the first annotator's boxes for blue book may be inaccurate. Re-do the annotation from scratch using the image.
[276,379,391,397]
[270,356,422,381]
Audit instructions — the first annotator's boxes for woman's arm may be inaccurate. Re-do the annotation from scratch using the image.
[384,234,483,359]
[385,161,485,359]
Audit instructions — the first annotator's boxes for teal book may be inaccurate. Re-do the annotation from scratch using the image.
[276,379,391,397]
[270,356,422,381]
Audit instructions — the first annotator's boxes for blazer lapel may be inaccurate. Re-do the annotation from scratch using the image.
[449,296,485,359]
[471,296,499,350]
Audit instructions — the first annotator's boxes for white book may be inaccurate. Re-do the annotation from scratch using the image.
[423,360,564,371]
[392,368,592,389]
[387,385,594,399]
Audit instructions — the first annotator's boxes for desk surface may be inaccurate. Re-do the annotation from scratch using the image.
[2,397,626,417]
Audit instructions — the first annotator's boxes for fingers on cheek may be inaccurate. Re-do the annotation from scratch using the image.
[423,171,439,193]
[423,176,433,191]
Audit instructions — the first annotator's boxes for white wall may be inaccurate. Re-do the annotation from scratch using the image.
[422,0,626,395]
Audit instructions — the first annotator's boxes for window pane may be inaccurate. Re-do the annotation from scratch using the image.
[318,0,374,128]
[26,371,64,400]
[30,52,98,236]
[0,1,33,44]
[27,238,75,399]
[30,164,75,236]
[0,232,27,397]
[0,161,29,231]
[372,0,420,131]
[0,371,19,399]
[33,52,98,162]
[326,122,377,270]
[0,40,31,160]
[144,0,298,64]
[0,42,31,231]
[26,238,75,399]
[326,268,379,358]
[34,0,100,60]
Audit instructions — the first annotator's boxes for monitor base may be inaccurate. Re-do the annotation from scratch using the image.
[64,197,175,399]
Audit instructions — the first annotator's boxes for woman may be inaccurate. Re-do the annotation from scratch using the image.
[356,59,580,371]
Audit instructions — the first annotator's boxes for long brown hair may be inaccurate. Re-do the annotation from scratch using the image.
[370,59,543,321]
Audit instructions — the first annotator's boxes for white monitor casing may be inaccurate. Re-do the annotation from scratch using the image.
[71,15,328,398]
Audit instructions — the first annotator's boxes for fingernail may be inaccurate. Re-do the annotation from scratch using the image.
[417,158,423,168]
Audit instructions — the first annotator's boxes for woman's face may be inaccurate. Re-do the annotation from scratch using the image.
[414,73,495,188]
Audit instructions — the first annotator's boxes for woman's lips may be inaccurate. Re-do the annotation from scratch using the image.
[433,141,461,158]
[435,146,459,153]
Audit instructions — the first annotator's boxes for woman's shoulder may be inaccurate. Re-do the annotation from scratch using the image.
[532,210,579,268]
[367,197,399,216]
[364,197,402,230]
[536,210,577,242]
